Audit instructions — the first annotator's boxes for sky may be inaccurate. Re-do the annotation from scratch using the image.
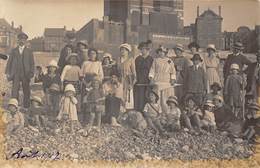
[0,0,259,38]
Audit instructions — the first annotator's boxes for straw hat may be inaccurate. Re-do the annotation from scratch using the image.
[207,44,216,52]
[30,96,43,105]
[119,43,132,52]
[166,96,178,106]
[191,53,203,62]
[205,100,215,107]
[174,44,184,52]
[8,98,18,108]
[65,53,78,62]
[230,63,239,70]
[47,60,58,68]
[103,52,113,61]
[64,84,76,93]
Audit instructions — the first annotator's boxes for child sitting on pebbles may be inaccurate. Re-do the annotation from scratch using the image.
[143,90,166,136]
[57,84,80,133]
[2,98,24,133]
[201,100,216,133]
[163,96,181,132]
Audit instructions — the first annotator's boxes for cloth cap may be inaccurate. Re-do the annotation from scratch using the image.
[174,44,184,52]
[47,60,58,68]
[230,63,239,70]
[166,96,178,106]
[8,98,18,108]
[65,53,78,61]
[207,44,216,52]
[119,43,132,52]
[30,96,43,105]
[64,84,76,93]
[17,32,28,40]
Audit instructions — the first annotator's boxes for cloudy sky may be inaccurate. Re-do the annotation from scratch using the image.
[0,0,259,38]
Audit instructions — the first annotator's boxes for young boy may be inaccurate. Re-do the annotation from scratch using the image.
[224,63,246,119]
[184,54,207,107]
[164,96,181,131]
[182,96,202,133]
[201,100,216,133]
[143,90,166,136]
[2,98,24,133]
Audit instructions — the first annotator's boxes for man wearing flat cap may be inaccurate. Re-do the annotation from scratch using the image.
[58,31,77,72]
[223,42,251,83]
[5,32,35,108]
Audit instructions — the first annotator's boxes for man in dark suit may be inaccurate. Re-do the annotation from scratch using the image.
[245,52,260,100]
[57,32,77,72]
[5,32,35,108]
[223,42,251,83]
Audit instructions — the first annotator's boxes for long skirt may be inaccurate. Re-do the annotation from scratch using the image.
[133,84,151,112]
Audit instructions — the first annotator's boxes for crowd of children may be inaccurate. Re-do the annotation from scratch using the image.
[3,41,260,144]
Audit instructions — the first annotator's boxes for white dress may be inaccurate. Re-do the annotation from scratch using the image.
[81,61,104,81]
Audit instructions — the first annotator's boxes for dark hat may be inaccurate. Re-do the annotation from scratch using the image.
[233,42,244,50]
[66,32,76,39]
[210,82,222,91]
[188,42,200,49]
[0,53,8,60]
[191,53,203,62]
[77,40,88,47]
[138,40,152,50]
[156,45,168,54]
[17,32,28,40]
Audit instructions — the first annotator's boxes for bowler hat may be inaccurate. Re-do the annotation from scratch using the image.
[166,96,178,106]
[233,42,244,50]
[191,53,203,62]
[17,32,28,40]
[210,82,221,91]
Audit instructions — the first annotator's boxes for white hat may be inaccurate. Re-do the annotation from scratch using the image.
[47,60,58,68]
[174,44,184,52]
[230,63,239,70]
[207,44,216,52]
[64,84,76,93]
[205,100,215,107]
[30,96,43,105]
[103,52,112,60]
[8,98,18,108]
[119,43,132,52]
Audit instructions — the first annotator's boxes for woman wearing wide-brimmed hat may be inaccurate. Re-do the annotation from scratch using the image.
[133,40,154,111]
[203,44,221,93]
[149,44,176,113]
[117,43,136,110]
[173,44,191,104]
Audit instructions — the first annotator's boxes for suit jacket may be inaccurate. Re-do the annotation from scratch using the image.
[223,53,251,80]
[5,46,34,81]
[244,62,260,96]
[184,65,207,94]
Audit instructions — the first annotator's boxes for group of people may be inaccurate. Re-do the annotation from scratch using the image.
[3,32,260,142]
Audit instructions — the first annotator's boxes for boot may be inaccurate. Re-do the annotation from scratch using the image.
[111,117,121,127]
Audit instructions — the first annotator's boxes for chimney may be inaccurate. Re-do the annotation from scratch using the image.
[19,25,22,31]
[197,6,199,17]
[11,21,14,28]
[219,6,222,16]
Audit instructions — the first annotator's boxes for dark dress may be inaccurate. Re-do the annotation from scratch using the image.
[57,44,77,72]
[133,55,153,111]
[245,62,260,99]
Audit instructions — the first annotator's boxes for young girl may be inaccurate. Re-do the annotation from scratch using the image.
[182,96,202,133]
[86,79,105,132]
[57,84,79,133]
[224,63,246,119]
[164,96,181,131]
[42,60,61,116]
[143,90,166,136]
[2,98,24,133]
[201,100,216,133]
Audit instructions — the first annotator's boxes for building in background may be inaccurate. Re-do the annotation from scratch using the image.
[29,36,44,52]
[195,6,223,49]
[43,27,67,52]
[77,0,191,57]
[0,18,23,54]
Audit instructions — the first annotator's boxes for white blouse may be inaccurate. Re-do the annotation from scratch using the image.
[81,61,104,80]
